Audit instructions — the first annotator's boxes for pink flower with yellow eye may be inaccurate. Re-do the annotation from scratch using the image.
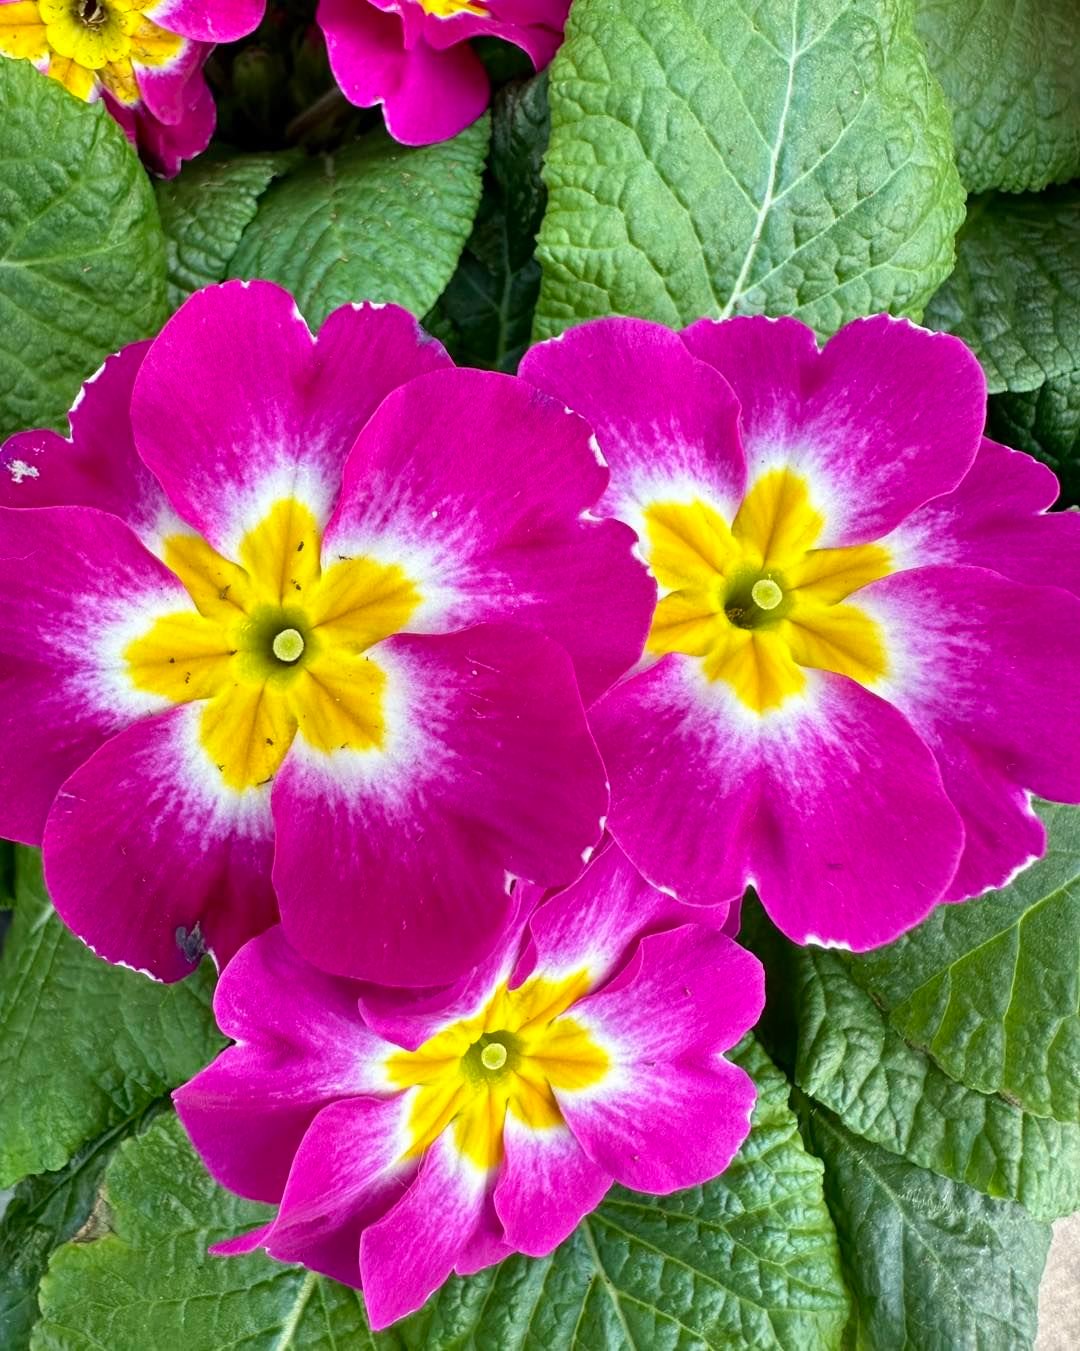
[174,843,764,1328]
[317,0,571,145]
[522,315,1080,951]
[0,0,264,174]
[0,281,654,988]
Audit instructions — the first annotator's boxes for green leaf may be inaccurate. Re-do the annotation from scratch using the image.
[0,59,168,441]
[0,849,224,1188]
[924,186,1080,394]
[797,947,1080,1220]
[33,1042,850,1349]
[0,1104,165,1351]
[426,74,550,372]
[534,0,964,341]
[801,1103,1050,1350]
[989,370,1080,507]
[914,0,1080,193]
[847,801,1080,1123]
[228,120,489,329]
[154,151,294,311]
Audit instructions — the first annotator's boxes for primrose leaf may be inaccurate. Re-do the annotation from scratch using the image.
[846,801,1080,1123]
[534,0,964,340]
[914,0,1080,193]
[801,1103,1049,1350]
[0,849,224,1188]
[32,1042,850,1349]
[154,151,294,311]
[0,59,168,441]
[228,119,489,329]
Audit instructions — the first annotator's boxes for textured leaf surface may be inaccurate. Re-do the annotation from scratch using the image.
[914,0,1080,193]
[534,0,964,340]
[0,849,224,1187]
[229,120,489,328]
[32,1042,850,1349]
[0,1106,163,1351]
[427,75,549,371]
[990,370,1080,507]
[155,152,293,311]
[0,60,167,440]
[797,948,1080,1220]
[924,187,1080,393]
[848,802,1080,1122]
[802,1104,1050,1350]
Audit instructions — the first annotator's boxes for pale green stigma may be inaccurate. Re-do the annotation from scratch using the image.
[272,628,305,663]
[480,1043,508,1071]
[751,579,783,612]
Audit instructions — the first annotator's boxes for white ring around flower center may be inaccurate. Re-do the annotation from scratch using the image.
[480,1043,508,1071]
[272,628,305,663]
[751,579,783,611]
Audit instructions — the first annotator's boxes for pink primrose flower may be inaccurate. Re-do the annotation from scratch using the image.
[521,314,1080,951]
[174,842,764,1328]
[0,280,655,987]
[317,0,572,145]
[0,0,265,176]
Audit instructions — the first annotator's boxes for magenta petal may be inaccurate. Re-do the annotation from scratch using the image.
[273,623,607,986]
[43,705,276,981]
[145,0,266,42]
[683,315,987,544]
[109,71,216,178]
[515,839,734,991]
[494,1119,610,1257]
[133,41,206,124]
[521,317,747,525]
[326,366,652,703]
[0,344,174,545]
[864,564,1080,897]
[130,283,450,550]
[262,1095,417,1290]
[174,926,386,1202]
[0,504,187,843]
[210,1223,274,1256]
[593,656,965,950]
[360,1131,489,1329]
[888,437,1080,599]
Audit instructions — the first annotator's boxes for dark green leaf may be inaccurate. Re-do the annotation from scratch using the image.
[801,1102,1049,1350]
[0,60,167,440]
[534,0,964,340]
[914,0,1080,193]
[154,151,294,311]
[989,370,1080,507]
[228,120,489,328]
[0,849,224,1188]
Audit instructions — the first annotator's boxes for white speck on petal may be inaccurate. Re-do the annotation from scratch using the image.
[7,459,39,484]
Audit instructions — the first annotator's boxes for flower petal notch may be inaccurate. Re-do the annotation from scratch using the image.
[0,0,263,175]
[317,0,571,145]
[521,313,1080,951]
[0,280,653,985]
[174,844,765,1328]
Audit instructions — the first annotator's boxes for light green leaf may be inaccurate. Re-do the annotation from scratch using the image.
[0,1104,165,1351]
[154,151,294,311]
[797,947,1080,1220]
[914,0,1080,193]
[0,849,224,1188]
[534,0,964,341]
[924,186,1080,394]
[0,59,168,440]
[33,1042,850,1349]
[990,369,1080,507]
[802,1103,1050,1350]
[848,801,1080,1123]
[228,120,489,329]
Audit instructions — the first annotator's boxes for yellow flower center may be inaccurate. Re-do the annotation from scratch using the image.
[124,498,422,792]
[0,0,184,105]
[416,0,488,16]
[386,970,609,1169]
[645,468,892,713]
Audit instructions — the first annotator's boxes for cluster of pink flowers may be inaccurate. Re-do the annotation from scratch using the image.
[2,281,1078,1325]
